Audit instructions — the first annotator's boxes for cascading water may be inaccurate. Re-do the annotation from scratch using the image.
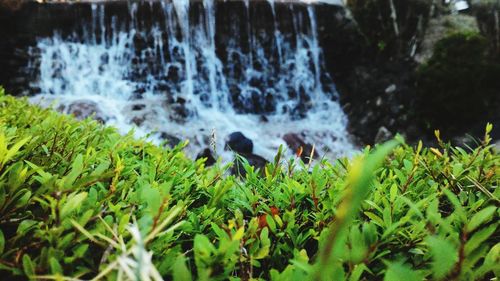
[28,0,356,162]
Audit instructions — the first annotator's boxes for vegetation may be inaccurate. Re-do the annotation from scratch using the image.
[0,89,498,280]
[416,31,500,137]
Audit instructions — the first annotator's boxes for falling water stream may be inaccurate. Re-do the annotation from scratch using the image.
[28,0,356,162]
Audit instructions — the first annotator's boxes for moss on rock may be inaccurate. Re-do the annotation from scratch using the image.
[417,31,500,137]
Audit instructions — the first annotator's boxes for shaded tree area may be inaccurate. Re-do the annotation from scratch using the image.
[340,0,500,144]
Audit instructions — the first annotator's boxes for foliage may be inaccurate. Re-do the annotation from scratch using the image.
[0,89,498,280]
[416,31,500,137]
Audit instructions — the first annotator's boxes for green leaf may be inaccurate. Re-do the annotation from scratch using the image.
[194,234,215,257]
[73,244,89,258]
[403,159,413,173]
[474,242,500,278]
[14,189,31,208]
[17,220,37,235]
[349,264,369,281]
[49,257,63,274]
[384,262,422,281]
[425,236,458,279]
[389,184,398,202]
[3,136,30,166]
[22,254,35,278]
[465,223,498,256]
[266,215,277,233]
[60,192,88,219]
[443,189,467,222]
[63,154,84,189]
[364,212,384,226]
[173,254,192,281]
[233,226,245,241]
[466,206,497,233]
[141,185,162,216]
[0,229,4,254]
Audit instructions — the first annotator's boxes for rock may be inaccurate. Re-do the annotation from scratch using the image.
[283,133,318,162]
[169,97,191,122]
[160,132,181,147]
[415,14,479,63]
[385,84,397,94]
[231,153,268,177]
[225,132,253,154]
[196,148,216,166]
[131,116,145,126]
[132,104,146,111]
[374,126,393,143]
[67,100,106,123]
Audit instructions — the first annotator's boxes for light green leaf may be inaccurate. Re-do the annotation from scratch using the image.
[466,206,497,233]
[60,192,88,219]
[3,136,30,166]
[465,223,498,256]
[426,236,458,279]
[63,154,84,189]
[22,254,35,278]
[173,254,192,281]
[141,185,162,216]
[384,262,422,281]
[389,184,398,202]
[49,257,63,274]
[17,220,37,235]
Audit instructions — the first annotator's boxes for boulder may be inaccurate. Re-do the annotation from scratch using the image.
[160,132,182,147]
[283,133,318,162]
[196,148,216,166]
[231,153,268,177]
[67,100,106,123]
[169,97,191,123]
[374,126,393,143]
[225,132,253,154]
[132,104,146,111]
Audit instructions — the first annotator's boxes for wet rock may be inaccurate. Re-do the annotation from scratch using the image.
[374,126,393,143]
[132,104,146,111]
[196,148,216,166]
[283,133,318,162]
[160,132,182,147]
[225,132,253,154]
[169,97,190,122]
[231,153,268,177]
[385,84,397,94]
[67,100,106,123]
[131,116,145,126]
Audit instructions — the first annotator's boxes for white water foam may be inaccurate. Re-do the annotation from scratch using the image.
[29,0,356,163]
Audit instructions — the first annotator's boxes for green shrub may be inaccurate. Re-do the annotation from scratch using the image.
[416,31,500,137]
[0,88,498,280]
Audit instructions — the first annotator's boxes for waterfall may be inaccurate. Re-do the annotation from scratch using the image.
[267,0,283,64]
[28,0,355,161]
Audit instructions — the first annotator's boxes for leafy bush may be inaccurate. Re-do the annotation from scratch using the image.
[416,31,500,137]
[0,88,498,280]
